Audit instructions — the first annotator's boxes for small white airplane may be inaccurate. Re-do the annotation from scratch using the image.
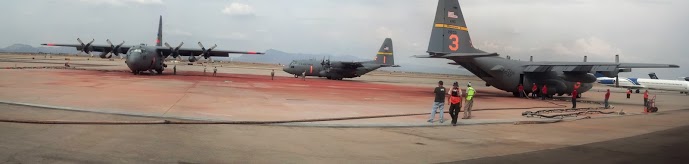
[596,73,689,95]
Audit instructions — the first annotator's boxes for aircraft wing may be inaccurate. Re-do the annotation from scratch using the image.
[337,62,365,68]
[163,47,263,57]
[524,62,679,73]
[41,43,131,53]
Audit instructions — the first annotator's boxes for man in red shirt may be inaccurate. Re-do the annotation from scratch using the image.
[605,89,611,109]
[571,89,578,108]
[531,83,538,98]
[518,84,524,98]
[541,85,548,100]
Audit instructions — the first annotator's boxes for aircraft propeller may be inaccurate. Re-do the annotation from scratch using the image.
[77,38,95,57]
[164,42,184,61]
[198,42,217,62]
[320,56,332,73]
[103,39,125,59]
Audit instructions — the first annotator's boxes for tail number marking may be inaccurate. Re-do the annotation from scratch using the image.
[449,34,459,51]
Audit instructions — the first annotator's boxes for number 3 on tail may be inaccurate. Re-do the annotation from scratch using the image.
[448,34,459,51]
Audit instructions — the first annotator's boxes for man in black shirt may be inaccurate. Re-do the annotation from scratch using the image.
[428,81,446,123]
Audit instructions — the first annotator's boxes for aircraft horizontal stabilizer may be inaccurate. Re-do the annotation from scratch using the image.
[618,63,680,68]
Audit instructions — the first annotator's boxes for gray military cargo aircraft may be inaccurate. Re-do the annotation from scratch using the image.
[41,16,263,75]
[416,0,679,97]
[283,38,400,80]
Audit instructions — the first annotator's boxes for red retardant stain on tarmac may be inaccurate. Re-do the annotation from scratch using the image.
[1,68,571,121]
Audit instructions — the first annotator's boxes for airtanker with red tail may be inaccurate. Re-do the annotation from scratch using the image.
[41,16,263,75]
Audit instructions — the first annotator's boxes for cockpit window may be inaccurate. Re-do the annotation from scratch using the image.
[130,49,143,53]
[290,61,296,66]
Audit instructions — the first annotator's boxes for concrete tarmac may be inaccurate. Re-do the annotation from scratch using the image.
[1,53,689,163]
[1,103,688,163]
[456,124,689,164]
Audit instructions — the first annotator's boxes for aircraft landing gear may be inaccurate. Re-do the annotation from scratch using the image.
[294,74,299,78]
[132,71,140,75]
[636,89,640,93]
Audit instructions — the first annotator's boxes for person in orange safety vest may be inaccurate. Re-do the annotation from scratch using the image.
[447,82,463,126]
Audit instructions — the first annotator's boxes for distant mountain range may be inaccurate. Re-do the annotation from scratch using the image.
[234,49,370,65]
[0,44,471,75]
[0,44,78,54]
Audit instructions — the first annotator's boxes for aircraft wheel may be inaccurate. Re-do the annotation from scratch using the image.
[512,92,519,97]
[636,89,640,93]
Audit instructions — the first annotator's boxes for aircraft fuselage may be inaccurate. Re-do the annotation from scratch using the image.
[124,45,165,74]
[283,59,382,79]
[455,56,593,96]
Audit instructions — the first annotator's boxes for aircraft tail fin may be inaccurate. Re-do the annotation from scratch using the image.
[374,38,394,65]
[156,15,163,46]
[648,72,659,79]
[426,0,486,57]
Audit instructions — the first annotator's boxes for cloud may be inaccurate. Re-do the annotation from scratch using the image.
[215,32,248,40]
[164,29,192,37]
[541,37,623,57]
[221,2,255,16]
[375,26,393,38]
[77,0,163,6]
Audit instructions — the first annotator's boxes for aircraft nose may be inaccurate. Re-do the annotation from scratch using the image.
[126,53,147,71]
[282,65,290,73]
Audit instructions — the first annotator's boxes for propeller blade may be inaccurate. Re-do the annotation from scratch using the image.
[77,38,84,46]
[197,42,205,49]
[175,42,184,50]
[87,38,95,45]
[209,44,217,50]
[106,39,113,46]
[164,42,172,48]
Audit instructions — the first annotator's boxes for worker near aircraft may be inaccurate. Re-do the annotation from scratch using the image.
[428,81,446,123]
[447,82,463,126]
[463,83,476,119]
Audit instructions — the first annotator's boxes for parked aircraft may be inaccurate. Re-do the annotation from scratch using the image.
[415,0,679,97]
[283,38,399,80]
[42,16,263,75]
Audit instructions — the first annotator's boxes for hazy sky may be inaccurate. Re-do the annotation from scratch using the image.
[1,0,687,78]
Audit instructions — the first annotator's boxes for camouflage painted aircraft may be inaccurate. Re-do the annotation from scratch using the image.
[416,0,679,97]
[42,16,263,75]
[283,38,400,80]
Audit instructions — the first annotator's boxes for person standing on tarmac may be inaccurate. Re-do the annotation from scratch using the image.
[605,89,611,109]
[571,89,578,109]
[531,83,538,98]
[213,67,217,76]
[302,71,306,81]
[518,84,524,98]
[541,85,548,100]
[627,89,632,99]
[271,69,275,80]
[447,82,463,126]
[463,83,476,119]
[428,81,446,123]
[644,90,649,107]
